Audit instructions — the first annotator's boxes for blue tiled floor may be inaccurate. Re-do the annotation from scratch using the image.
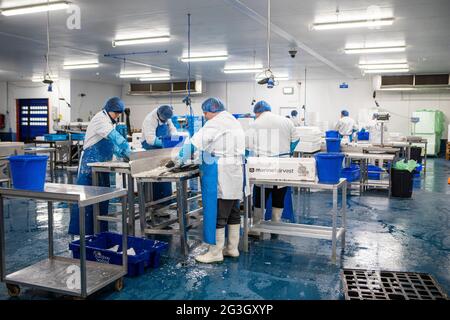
[0,159,449,300]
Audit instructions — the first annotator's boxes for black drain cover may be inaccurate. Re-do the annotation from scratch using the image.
[342,269,448,300]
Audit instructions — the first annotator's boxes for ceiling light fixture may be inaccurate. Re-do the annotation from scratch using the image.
[345,45,406,54]
[180,55,228,62]
[359,63,409,70]
[119,72,153,78]
[363,68,410,74]
[139,77,171,82]
[312,17,394,30]
[1,1,70,16]
[63,63,100,70]
[224,67,264,74]
[112,36,171,47]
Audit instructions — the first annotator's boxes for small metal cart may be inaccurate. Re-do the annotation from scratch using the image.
[0,183,128,298]
[134,168,203,257]
[243,178,347,263]
[24,147,56,182]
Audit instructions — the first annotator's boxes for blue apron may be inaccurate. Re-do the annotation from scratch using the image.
[69,138,113,235]
[200,152,218,245]
[141,121,173,201]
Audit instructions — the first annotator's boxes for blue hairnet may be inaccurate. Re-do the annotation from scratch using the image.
[157,105,174,121]
[253,100,271,113]
[201,98,225,113]
[341,110,349,117]
[291,110,298,117]
[104,97,125,113]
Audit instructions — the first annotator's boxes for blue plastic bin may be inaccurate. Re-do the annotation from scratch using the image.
[8,155,48,191]
[325,130,340,138]
[413,164,422,178]
[44,133,68,141]
[357,131,370,141]
[315,152,344,184]
[69,232,168,277]
[326,138,341,153]
[368,165,383,180]
[341,164,361,182]
[71,133,85,141]
[162,136,186,148]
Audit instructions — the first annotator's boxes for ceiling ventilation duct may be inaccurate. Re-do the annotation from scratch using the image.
[373,74,450,91]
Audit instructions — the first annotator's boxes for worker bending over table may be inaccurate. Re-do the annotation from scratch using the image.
[69,97,131,236]
[178,97,246,264]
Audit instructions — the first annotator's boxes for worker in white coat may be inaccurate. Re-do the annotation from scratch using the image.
[335,110,358,142]
[141,105,178,150]
[290,110,303,127]
[245,101,300,225]
[178,98,246,264]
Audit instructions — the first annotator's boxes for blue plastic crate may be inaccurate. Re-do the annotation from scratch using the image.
[341,165,361,182]
[357,131,370,141]
[368,164,383,180]
[71,133,85,141]
[69,232,168,277]
[44,133,68,141]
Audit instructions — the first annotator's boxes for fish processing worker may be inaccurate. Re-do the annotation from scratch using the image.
[69,97,131,235]
[141,105,178,150]
[178,97,246,264]
[245,100,300,225]
[290,110,303,126]
[335,110,358,141]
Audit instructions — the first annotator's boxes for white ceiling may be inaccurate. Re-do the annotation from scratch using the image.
[0,0,449,83]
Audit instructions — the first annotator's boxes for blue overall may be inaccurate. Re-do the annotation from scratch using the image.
[200,152,218,245]
[141,120,173,201]
[69,138,113,235]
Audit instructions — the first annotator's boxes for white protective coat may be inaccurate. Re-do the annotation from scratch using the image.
[245,111,300,158]
[191,111,246,200]
[141,108,178,145]
[291,115,303,127]
[83,110,116,150]
[335,116,358,136]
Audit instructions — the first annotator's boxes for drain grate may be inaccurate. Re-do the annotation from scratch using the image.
[342,269,448,300]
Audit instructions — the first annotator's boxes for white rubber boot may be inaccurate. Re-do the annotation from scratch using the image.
[195,228,225,263]
[272,207,283,223]
[249,208,263,237]
[223,224,240,258]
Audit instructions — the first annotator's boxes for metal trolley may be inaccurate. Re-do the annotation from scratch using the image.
[0,183,128,298]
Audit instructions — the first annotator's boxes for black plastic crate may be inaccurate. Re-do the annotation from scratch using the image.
[342,269,448,300]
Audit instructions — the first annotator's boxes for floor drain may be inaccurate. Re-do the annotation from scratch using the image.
[342,269,448,300]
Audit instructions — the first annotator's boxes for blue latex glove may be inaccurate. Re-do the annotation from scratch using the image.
[108,129,130,159]
[178,143,196,163]
[290,140,300,154]
[154,137,162,148]
[245,149,251,158]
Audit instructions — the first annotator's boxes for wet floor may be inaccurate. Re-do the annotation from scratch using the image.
[0,159,449,300]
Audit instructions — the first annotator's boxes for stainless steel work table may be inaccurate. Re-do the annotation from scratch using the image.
[89,161,138,236]
[344,152,396,195]
[24,147,56,182]
[133,168,202,257]
[243,178,347,263]
[0,183,128,298]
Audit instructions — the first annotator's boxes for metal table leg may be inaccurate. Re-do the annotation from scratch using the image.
[79,206,87,298]
[127,174,135,236]
[48,202,54,258]
[51,151,55,183]
[121,196,128,273]
[331,187,338,263]
[176,180,189,257]
[92,169,100,234]
[137,182,146,236]
[0,195,5,281]
[342,183,347,249]
[243,195,249,252]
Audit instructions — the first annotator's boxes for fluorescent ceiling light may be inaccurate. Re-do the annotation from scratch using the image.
[345,46,406,54]
[312,17,394,30]
[112,36,170,47]
[181,55,228,62]
[140,77,171,82]
[119,72,153,78]
[63,63,99,70]
[224,67,264,74]
[1,1,70,16]
[364,68,410,74]
[359,63,409,70]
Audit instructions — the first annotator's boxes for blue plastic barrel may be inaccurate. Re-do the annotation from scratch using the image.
[357,131,370,141]
[326,138,341,152]
[315,152,344,184]
[325,130,340,138]
[8,155,48,191]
